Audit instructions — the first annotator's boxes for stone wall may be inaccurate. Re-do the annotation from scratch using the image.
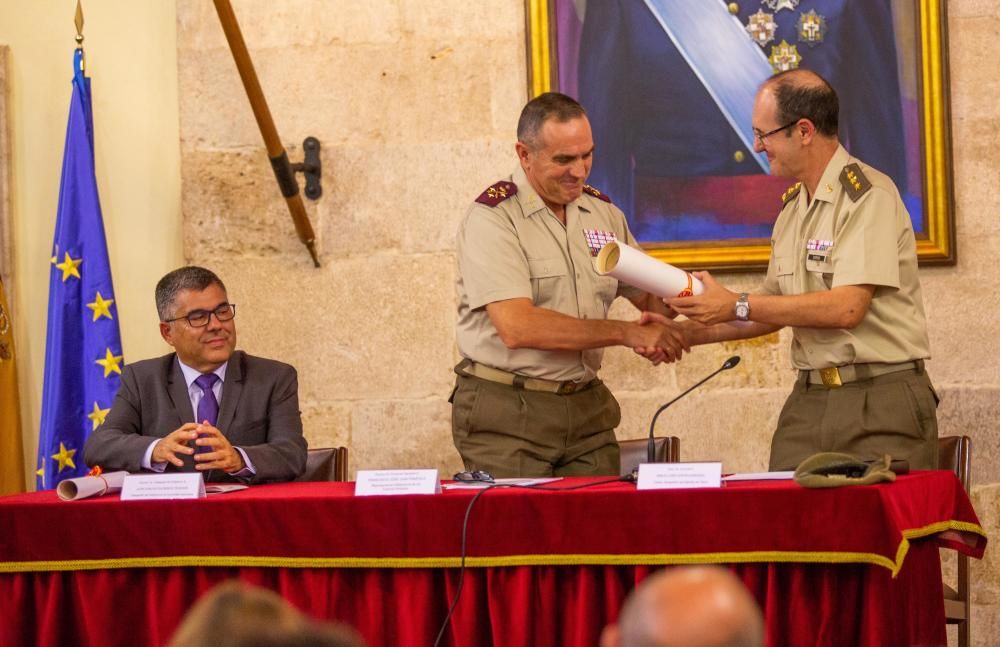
[175,1,998,643]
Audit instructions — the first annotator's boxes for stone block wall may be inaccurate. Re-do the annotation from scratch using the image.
[176,1,998,643]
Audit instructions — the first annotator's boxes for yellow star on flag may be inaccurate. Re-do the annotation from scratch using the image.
[87,401,111,431]
[36,459,45,485]
[55,252,83,282]
[51,442,77,473]
[95,347,124,377]
[86,292,115,321]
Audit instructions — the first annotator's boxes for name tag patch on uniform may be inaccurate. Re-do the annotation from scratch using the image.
[584,229,617,257]
[806,239,833,263]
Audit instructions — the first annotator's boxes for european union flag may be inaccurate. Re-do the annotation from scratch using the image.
[37,49,123,490]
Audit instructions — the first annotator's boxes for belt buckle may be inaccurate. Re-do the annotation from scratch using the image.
[819,367,842,387]
[557,381,576,394]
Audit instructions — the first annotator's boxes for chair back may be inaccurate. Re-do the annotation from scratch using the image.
[938,435,970,490]
[296,447,349,482]
[618,436,680,477]
[939,435,971,647]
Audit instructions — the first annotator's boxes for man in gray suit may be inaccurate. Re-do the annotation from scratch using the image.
[84,266,306,482]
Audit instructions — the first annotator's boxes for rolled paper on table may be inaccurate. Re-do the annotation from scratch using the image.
[595,241,704,298]
[57,471,129,501]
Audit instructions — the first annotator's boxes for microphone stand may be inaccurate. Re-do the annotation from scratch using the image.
[647,356,741,463]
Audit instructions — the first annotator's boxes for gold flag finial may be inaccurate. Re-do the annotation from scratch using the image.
[74,0,84,46]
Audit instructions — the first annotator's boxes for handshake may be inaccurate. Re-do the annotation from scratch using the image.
[623,270,739,365]
[626,311,691,366]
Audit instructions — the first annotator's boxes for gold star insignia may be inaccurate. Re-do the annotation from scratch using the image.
[95,347,124,377]
[86,291,115,321]
[51,442,77,473]
[55,252,83,282]
[36,458,45,486]
[87,401,111,431]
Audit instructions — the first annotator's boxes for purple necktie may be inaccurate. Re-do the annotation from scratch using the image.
[194,373,220,454]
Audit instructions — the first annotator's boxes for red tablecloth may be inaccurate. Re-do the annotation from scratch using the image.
[0,471,986,647]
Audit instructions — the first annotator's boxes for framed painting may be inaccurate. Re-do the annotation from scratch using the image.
[525,0,955,270]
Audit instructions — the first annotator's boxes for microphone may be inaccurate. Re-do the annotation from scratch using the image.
[646,356,741,463]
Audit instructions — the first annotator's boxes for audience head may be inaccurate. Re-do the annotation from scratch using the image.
[166,581,363,647]
[601,566,765,647]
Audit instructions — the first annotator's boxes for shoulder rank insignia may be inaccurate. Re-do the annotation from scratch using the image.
[582,184,612,203]
[839,163,872,202]
[781,182,802,205]
[475,181,517,207]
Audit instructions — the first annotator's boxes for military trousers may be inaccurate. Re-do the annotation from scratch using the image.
[769,365,939,471]
[450,373,621,478]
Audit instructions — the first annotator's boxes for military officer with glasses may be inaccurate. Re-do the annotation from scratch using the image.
[84,266,307,482]
[639,69,938,471]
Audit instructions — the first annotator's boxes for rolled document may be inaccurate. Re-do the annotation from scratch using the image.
[595,241,704,298]
[57,471,129,501]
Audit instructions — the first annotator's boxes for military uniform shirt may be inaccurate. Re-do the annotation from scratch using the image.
[456,166,643,382]
[762,145,930,369]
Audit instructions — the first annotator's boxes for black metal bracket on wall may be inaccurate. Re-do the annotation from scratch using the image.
[271,136,323,201]
[289,137,322,200]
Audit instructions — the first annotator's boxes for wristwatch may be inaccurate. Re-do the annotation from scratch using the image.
[735,292,750,321]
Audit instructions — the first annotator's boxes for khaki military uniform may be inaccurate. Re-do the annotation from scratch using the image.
[452,167,643,477]
[763,146,938,470]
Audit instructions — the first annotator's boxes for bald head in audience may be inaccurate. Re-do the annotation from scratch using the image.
[601,566,765,647]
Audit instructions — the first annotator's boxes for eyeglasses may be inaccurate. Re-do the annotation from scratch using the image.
[753,120,799,144]
[163,303,236,328]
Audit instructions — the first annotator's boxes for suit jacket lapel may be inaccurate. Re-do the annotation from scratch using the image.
[216,350,244,435]
[165,355,195,425]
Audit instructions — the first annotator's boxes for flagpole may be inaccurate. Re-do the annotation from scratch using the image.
[75,0,84,70]
[212,0,321,268]
[38,26,125,490]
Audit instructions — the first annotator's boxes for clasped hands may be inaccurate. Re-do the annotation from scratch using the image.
[151,422,245,473]
[628,314,689,366]
[631,271,738,365]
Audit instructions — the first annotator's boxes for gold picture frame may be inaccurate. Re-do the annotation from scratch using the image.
[1,46,14,289]
[526,0,955,271]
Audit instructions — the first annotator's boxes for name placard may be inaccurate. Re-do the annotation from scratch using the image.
[121,473,206,500]
[355,469,441,496]
[636,462,722,490]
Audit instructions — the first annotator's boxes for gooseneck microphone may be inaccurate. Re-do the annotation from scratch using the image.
[646,356,741,463]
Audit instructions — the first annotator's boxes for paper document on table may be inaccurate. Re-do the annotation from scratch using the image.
[206,484,249,494]
[57,471,129,501]
[443,477,562,490]
[722,471,795,481]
